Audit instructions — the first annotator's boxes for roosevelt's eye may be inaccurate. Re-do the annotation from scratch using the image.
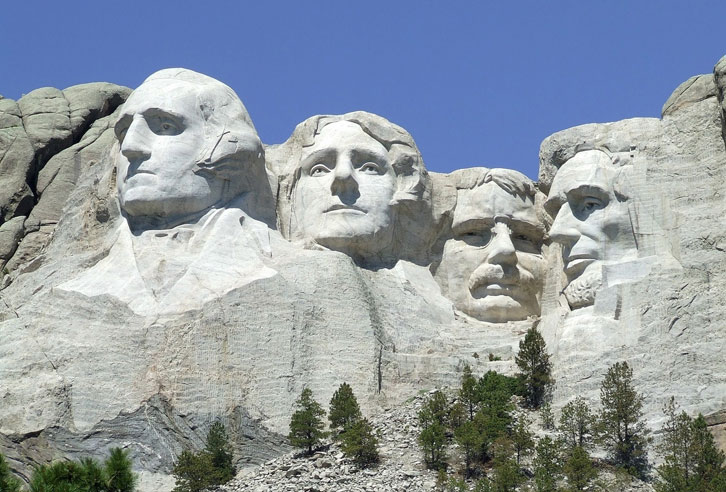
[310,164,330,176]
[456,229,492,248]
[359,162,382,174]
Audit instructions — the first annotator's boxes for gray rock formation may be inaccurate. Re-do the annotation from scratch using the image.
[1,58,725,490]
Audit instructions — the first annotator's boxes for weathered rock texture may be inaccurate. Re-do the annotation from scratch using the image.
[1,58,725,491]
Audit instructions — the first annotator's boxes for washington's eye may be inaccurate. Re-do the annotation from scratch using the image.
[359,162,382,174]
[310,164,330,176]
[114,117,131,142]
[148,114,183,136]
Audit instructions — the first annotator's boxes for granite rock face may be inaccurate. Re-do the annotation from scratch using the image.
[1,60,725,490]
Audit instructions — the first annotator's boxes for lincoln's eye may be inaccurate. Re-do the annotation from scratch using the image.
[582,196,604,212]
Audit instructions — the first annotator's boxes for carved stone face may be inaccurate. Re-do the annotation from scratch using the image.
[292,121,397,257]
[115,80,224,220]
[438,181,545,322]
[546,150,637,308]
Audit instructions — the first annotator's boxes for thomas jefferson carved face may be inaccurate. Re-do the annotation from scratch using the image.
[437,171,545,322]
[545,150,637,308]
[292,121,397,257]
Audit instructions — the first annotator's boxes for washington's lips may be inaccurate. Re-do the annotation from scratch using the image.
[563,254,598,278]
[324,204,365,214]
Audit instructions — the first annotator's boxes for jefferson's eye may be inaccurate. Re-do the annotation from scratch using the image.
[359,162,382,174]
[310,164,330,176]
[582,197,604,212]
[148,114,182,136]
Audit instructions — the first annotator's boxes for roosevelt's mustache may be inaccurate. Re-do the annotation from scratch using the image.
[468,264,535,294]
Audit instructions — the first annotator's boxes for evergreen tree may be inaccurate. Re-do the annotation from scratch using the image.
[540,402,555,431]
[204,422,235,484]
[328,382,362,435]
[172,450,214,492]
[339,418,379,468]
[454,419,483,477]
[533,436,562,492]
[656,398,726,492]
[80,457,107,491]
[597,361,650,479]
[489,437,523,492]
[563,446,596,492]
[418,391,449,469]
[288,387,327,455]
[514,325,553,409]
[0,453,23,492]
[559,397,593,450]
[510,411,534,465]
[474,371,517,460]
[449,401,466,430]
[104,448,136,492]
[460,364,479,421]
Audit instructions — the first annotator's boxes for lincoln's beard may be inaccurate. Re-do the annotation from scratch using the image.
[563,264,602,310]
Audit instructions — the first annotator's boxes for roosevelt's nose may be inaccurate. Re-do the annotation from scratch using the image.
[549,204,581,246]
[330,157,359,196]
[486,223,517,265]
[120,118,152,162]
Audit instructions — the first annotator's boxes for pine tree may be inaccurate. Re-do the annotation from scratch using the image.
[460,364,479,421]
[340,418,379,468]
[418,391,449,469]
[563,446,596,492]
[204,422,235,484]
[329,382,362,435]
[104,448,136,492]
[515,325,552,409]
[597,361,650,479]
[540,402,555,431]
[172,450,214,492]
[0,453,23,492]
[489,437,523,492]
[656,398,726,492]
[559,397,593,450]
[533,436,562,492]
[510,411,534,465]
[288,387,327,455]
[454,419,483,477]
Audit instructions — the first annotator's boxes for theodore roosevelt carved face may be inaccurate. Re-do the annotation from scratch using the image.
[114,68,264,227]
[436,169,546,323]
[545,149,637,309]
[287,112,428,262]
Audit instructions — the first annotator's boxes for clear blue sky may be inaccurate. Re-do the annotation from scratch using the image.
[2,1,724,179]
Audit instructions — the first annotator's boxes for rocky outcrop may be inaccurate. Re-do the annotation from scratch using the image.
[0,83,129,273]
[1,59,725,492]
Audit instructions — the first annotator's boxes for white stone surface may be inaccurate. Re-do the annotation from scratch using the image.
[1,61,725,491]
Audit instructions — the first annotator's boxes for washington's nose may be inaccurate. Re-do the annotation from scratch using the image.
[120,119,152,162]
[330,158,358,196]
[549,204,580,246]
[487,226,517,265]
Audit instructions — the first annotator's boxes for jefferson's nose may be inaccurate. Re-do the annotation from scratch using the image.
[120,119,152,162]
[487,224,517,265]
[330,158,358,196]
[549,204,581,246]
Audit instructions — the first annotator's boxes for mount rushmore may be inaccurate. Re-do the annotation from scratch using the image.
[1,58,725,488]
